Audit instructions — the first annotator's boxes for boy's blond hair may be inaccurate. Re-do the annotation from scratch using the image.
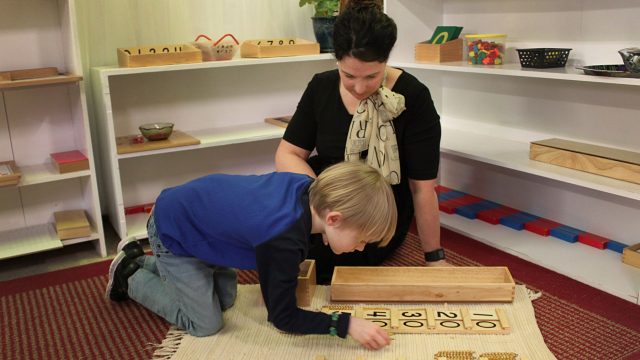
[309,161,397,246]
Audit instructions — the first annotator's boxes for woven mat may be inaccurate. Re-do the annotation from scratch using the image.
[153,284,555,360]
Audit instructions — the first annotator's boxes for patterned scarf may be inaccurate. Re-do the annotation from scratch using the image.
[344,80,406,185]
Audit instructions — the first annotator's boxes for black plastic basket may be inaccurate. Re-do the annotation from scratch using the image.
[516,48,572,68]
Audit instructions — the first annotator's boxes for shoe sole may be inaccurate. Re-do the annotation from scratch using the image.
[105,251,126,300]
[117,236,139,253]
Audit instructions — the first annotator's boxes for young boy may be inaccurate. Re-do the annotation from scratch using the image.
[106,161,396,350]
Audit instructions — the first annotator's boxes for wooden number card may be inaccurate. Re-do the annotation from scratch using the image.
[321,305,511,335]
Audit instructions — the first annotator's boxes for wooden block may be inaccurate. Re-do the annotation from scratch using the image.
[461,308,473,329]
[495,308,510,330]
[296,259,316,307]
[117,44,202,68]
[50,150,89,174]
[415,38,463,63]
[524,218,561,236]
[264,115,292,128]
[116,130,201,155]
[54,210,91,240]
[426,308,436,329]
[622,243,640,269]
[330,266,516,302]
[7,67,58,80]
[439,194,483,214]
[477,206,520,225]
[578,233,608,249]
[530,138,640,185]
[0,161,22,187]
[240,38,319,58]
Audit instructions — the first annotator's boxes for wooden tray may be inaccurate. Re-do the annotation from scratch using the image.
[240,38,319,58]
[116,130,201,155]
[331,266,515,302]
[54,210,91,240]
[264,115,292,128]
[530,138,640,185]
[0,161,22,187]
[117,44,202,68]
[415,38,463,63]
[296,259,316,307]
[622,243,640,269]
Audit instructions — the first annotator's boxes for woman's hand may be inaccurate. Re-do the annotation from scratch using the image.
[348,316,392,350]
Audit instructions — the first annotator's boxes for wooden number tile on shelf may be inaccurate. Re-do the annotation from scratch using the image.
[0,161,21,187]
[321,305,511,335]
[116,130,201,154]
[50,150,89,174]
[53,210,91,240]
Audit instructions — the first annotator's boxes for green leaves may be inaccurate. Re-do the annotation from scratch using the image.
[299,0,339,17]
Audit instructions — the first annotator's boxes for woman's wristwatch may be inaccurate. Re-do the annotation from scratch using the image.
[424,248,445,262]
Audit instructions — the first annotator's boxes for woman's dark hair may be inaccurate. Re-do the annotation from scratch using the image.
[333,1,397,62]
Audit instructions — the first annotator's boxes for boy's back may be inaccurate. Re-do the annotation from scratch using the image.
[154,172,313,269]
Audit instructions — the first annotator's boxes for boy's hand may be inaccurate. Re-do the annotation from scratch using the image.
[347,316,392,350]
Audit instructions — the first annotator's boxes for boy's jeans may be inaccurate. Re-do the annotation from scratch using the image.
[128,212,237,337]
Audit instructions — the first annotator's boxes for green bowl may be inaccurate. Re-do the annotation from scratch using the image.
[139,122,174,141]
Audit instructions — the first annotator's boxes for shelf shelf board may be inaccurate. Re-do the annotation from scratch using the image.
[117,122,285,159]
[126,212,150,240]
[441,126,640,201]
[19,163,91,186]
[391,61,640,87]
[0,74,82,90]
[95,54,335,77]
[0,224,62,260]
[440,212,640,303]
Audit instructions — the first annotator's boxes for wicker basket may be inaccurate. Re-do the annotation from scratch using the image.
[516,48,571,68]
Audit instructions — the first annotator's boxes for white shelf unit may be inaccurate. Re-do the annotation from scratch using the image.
[92,55,336,240]
[0,0,105,260]
[387,0,640,303]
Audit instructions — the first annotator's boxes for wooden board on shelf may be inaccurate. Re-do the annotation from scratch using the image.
[330,266,515,302]
[117,44,202,68]
[530,138,640,185]
[116,130,201,154]
[54,210,91,240]
[0,67,81,90]
[264,115,292,128]
[240,38,319,58]
[0,161,21,187]
[622,243,640,269]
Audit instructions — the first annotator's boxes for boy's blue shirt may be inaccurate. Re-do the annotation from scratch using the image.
[154,171,313,270]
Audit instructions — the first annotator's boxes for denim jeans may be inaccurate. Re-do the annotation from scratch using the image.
[128,212,237,337]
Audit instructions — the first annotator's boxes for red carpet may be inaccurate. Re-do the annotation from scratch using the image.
[1,228,639,360]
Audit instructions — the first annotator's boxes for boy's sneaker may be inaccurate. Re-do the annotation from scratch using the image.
[106,252,140,302]
[116,236,144,259]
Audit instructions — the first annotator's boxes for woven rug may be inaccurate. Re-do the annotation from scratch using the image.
[1,228,639,360]
[153,284,555,360]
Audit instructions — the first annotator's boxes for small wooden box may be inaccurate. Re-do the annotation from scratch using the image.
[622,243,640,269]
[415,38,463,63]
[117,44,202,68]
[54,210,91,240]
[296,259,316,307]
[240,38,319,58]
[530,138,640,185]
[0,161,21,187]
[331,266,515,302]
[50,150,89,173]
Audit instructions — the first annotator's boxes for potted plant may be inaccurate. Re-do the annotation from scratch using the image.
[299,0,340,53]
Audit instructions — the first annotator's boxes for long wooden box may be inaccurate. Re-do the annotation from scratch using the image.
[622,243,640,269]
[530,138,640,185]
[117,44,202,68]
[240,38,319,58]
[0,161,21,187]
[331,266,515,302]
[415,38,463,63]
[296,259,316,307]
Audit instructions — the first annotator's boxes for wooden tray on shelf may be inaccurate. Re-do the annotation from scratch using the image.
[0,161,22,187]
[116,130,201,154]
[240,38,319,58]
[0,67,81,89]
[331,266,515,302]
[117,44,202,68]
